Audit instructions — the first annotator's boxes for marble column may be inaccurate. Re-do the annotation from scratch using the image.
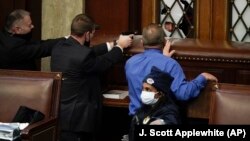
[41,0,84,71]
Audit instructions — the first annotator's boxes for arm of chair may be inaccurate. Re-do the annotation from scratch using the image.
[21,117,58,141]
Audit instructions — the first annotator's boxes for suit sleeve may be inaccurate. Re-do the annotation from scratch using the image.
[81,47,123,74]
[11,38,65,62]
[91,43,108,56]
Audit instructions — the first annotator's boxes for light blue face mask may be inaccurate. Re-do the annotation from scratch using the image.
[140,91,159,105]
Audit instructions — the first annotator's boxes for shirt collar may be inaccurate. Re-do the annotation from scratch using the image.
[144,48,162,54]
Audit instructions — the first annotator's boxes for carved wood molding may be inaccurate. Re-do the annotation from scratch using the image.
[173,56,250,64]
[124,52,250,64]
[123,37,250,64]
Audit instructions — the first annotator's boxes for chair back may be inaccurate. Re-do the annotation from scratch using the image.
[0,69,61,122]
[209,83,250,124]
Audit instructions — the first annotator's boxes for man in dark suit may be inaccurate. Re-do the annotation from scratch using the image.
[50,14,132,141]
[0,9,64,70]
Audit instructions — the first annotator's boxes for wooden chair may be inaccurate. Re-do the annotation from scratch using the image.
[209,83,250,124]
[0,69,62,141]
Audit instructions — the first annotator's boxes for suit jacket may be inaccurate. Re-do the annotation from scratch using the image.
[0,29,64,70]
[51,37,124,132]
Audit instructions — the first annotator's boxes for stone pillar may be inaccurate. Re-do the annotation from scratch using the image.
[41,0,84,71]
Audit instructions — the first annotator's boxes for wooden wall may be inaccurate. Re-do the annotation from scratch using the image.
[86,0,128,35]
[86,0,230,41]
[84,0,250,86]
[0,0,230,42]
[196,0,228,40]
[85,0,142,44]
[85,0,130,37]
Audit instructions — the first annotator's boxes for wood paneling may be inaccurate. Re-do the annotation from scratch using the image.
[85,0,230,42]
[141,0,159,29]
[128,0,142,33]
[27,0,42,40]
[141,0,229,41]
[13,0,26,9]
[211,0,228,40]
[0,1,14,30]
[196,0,212,39]
[85,0,130,36]
[190,0,229,40]
[236,70,250,84]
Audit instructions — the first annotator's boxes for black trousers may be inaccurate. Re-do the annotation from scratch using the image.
[60,131,94,141]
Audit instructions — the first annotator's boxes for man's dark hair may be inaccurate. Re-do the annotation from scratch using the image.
[71,14,95,36]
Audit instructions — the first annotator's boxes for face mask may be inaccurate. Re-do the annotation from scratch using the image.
[140,91,158,105]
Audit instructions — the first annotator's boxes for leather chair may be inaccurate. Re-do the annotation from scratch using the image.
[0,69,62,141]
[209,83,250,124]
